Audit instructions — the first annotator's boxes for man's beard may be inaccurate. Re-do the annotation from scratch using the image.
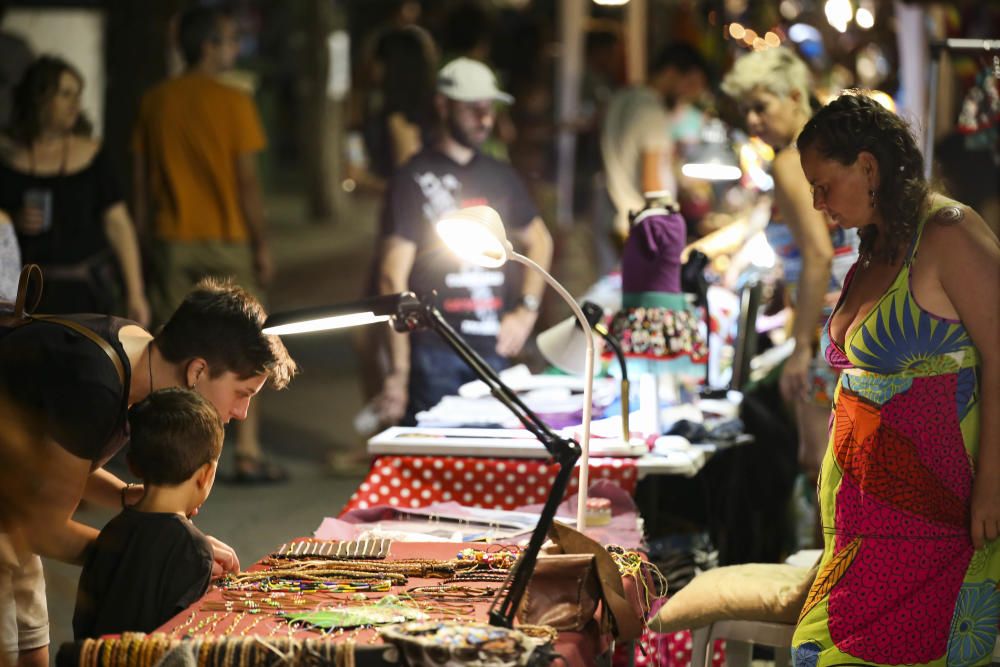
[446,115,483,150]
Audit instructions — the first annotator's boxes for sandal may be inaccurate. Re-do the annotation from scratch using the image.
[227,454,290,485]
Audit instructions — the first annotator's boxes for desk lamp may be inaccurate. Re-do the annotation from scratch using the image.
[537,301,635,444]
[434,205,596,531]
[263,290,581,629]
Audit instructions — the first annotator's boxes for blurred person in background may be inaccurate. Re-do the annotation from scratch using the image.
[352,24,440,435]
[0,397,49,667]
[133,6,279,483]
[440,0,515,163]
[376,57,552,426]
[0,1,32,129]
[362,25,439,184]
[0,56,149,326]
[721,48,858,545]
[599,43,709,271]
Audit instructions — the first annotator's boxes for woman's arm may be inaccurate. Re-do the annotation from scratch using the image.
[387,112,422,168]
[103,202,150,327]
[772,148,834,401]
[927,206,1000,549]
[22,442,100,565]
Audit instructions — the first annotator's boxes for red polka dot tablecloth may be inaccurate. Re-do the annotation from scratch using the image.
[340,455,639,514]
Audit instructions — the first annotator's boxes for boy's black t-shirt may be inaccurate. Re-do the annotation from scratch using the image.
[0,314,132,468]
[73,508,213,639]
[381,148,538,354]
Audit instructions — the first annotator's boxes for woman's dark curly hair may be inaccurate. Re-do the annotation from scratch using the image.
[797,91,928,264]
[8,55,92,146]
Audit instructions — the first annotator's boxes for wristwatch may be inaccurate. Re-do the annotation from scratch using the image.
[517,294,541,313]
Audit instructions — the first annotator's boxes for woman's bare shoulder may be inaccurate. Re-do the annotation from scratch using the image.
[64,136,101,172]
[921,194,998,261]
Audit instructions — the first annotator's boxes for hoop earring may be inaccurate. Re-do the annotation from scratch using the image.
[869,189,877,209]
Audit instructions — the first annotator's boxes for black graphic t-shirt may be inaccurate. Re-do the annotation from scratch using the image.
[382,148,538,353]
[0,314,132,468]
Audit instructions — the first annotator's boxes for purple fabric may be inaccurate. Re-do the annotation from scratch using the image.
[621,211,686,294]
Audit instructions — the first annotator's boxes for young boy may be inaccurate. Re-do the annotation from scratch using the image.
[73,389,227,639]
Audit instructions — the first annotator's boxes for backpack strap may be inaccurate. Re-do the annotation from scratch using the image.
[31,314,126,388]
[4,264,125,388]
[13,264,43,319]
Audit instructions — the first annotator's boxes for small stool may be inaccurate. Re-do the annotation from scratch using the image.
[691,620,794,667]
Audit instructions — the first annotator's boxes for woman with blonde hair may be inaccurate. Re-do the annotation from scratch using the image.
[722,47,858,525]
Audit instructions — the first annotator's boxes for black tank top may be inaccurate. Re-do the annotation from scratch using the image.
[0,314,133,468]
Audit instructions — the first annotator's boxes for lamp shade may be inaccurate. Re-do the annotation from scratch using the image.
[537,316,603,376]
[435,205,513,268]
[262,293,413,336]
[681,118,742,182]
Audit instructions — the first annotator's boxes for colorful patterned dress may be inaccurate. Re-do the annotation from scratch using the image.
[792,198,1000,666]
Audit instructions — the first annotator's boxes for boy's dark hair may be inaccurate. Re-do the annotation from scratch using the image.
[650,43,709,78]
[155,278,296,389]
[128,389,223,486]
[178,6,229,68]
[9,55,93,144]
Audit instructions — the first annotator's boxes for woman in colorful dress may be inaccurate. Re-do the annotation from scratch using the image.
[793,92,1000,665]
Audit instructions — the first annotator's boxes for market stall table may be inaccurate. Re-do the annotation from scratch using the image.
[59,540,650,667]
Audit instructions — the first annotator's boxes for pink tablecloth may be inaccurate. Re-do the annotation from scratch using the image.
[341,455,639,514]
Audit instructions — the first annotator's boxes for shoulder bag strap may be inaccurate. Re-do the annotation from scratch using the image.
[31,314,126,388]
[13,264,43,319]
[3,264,125,388]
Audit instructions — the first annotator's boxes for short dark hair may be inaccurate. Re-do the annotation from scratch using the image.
[8,55,92,145]
[127,389,223,486]
[155,278,297,389]
[650,43,709,78]
[177,6,228,67]
[797,91,928,264]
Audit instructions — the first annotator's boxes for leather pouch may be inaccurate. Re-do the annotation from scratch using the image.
[517,553,600,632]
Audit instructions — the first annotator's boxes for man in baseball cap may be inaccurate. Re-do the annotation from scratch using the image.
[436,57,514,104]
[374,57,552,426]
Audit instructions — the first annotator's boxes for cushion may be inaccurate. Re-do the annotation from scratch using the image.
[648,562,817,633]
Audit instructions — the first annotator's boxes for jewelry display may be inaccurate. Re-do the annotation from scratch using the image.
[455,546,520,571]
[379,621,547,666]
[72,546,567,663]
[444,571,512,584]
[272,538,391,560]
[407,584,499,600]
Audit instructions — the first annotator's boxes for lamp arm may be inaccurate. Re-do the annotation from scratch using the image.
[595,322,630,442]
[508,252,595,535]
[392,293,582,629]
[400,298,573,459]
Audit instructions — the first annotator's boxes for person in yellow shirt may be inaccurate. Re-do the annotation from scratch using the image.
[132,6,280,484]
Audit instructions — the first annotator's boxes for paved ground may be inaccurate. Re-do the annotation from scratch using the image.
[41,187,601,659]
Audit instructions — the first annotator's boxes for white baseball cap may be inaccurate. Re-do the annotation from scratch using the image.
[437,57,514,104]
